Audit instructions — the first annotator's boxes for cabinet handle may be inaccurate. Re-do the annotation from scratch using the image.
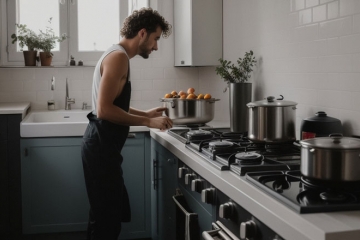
[25,148,28,157]
[153,159,157,190]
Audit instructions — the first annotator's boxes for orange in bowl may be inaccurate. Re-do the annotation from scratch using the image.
[171,91,177,96]
[178,90,186,96]
[204,94,212,99]
[186,94,196,99]
[197,94,204,99]
[164,93,173,98]
[187,87,195,94]
[180,94,187,99]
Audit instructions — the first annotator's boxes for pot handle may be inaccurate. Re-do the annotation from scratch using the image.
[310,148,316,153]
[329,133,343,143]
[208,98,220,103]
[160,98,175,108]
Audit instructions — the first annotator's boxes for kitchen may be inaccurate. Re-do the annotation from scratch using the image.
[1,0,360,240]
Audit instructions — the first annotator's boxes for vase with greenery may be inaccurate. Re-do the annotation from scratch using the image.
[11,24,40,66]
[38,18,67,66]
[215,51,257,133]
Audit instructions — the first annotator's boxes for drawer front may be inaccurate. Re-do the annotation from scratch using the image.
[0,116,7,141]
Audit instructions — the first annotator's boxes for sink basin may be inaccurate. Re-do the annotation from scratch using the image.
[21,110,90,137]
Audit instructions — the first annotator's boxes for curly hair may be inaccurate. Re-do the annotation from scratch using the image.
[120,7,172,39]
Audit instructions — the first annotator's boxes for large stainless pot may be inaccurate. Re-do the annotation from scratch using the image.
[300,134,360,182]
[161,98,220,125]
[247,96,297,142]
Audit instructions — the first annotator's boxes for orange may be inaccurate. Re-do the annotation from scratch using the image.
[197,94,204,99]
[178,90,186,96]
[171,91,177,96]
[187,87,195,94]
[164,93,173,98]
[204,94,212,99]
[180,94,187,99]
[186,94,196,99]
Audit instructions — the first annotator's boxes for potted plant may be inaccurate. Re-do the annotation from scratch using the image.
[11,24,40,66]
[37,18,67,66]
[215,51,257,133]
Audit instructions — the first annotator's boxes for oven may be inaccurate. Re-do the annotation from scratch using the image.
[168,127,299,239]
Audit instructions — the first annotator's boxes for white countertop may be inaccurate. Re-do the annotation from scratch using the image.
[150,128,360,240]
[0,102,30,119]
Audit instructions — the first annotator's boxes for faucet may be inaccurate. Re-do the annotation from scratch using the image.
[65,78,75,110]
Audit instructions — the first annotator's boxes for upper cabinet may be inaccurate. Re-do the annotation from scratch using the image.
[174,0,223,67]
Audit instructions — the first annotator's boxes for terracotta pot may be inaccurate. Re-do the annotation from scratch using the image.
[23,50,37,66]
[40,52,53,66]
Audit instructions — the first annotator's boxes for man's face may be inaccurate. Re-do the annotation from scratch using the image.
[138,26,162,59]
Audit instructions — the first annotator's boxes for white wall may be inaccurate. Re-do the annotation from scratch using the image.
[0,0,230,121]
[224,0,360,137]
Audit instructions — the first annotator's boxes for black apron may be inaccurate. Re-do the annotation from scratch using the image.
[81,74,131,239]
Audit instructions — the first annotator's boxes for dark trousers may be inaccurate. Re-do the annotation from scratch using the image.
[82,133,131,240]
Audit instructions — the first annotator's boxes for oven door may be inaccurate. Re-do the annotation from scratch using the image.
[202,221,239,240]
[173,194,199,240]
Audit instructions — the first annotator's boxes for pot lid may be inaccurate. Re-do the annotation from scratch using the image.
[247,95,297,107]
[303,111,341,123]
[300,134,360,149]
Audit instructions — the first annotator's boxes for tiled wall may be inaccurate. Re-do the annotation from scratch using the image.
[224,0,360,137]
[0,0,230,121]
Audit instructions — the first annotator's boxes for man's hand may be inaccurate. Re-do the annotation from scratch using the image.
[148,116,173,130]
[146,107,168,118]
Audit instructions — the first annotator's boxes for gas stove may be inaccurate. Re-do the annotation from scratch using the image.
[167,127,360,214]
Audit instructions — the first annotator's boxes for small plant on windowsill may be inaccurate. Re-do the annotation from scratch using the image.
[215,50,257,91]
[11,24,41,66]
[37,17,67,66]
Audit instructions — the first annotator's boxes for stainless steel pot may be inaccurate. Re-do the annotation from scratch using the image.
[300,134,360,182]
[161,98,220,125]
[247,96,297,142]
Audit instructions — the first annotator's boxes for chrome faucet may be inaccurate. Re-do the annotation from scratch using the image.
[65,78,75,110]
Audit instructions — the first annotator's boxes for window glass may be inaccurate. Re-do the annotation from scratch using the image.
[77,0,119,51]
[128,0,149,14]
[17,0,60,51]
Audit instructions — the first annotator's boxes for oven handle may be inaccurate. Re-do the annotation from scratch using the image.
[202,221,240,240]
[173,195,198,240]
[153,159,157,190]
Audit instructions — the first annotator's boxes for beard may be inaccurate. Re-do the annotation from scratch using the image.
[139,37,150,59]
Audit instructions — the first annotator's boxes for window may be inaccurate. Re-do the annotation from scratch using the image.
[3,0,152,66]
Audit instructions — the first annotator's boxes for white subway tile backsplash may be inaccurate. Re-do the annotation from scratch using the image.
[0,69,11,81]
[319,55,353,72]
[317,89,353,109]
[352,53,360,71]
[11,69,35,81]
[142,68,164,80]
[131,80,153,91]
[313,4,327,22]
[153,79,176,92]
[319,16,352,38]
[354,14,360,33]
[340,0,360,17]
[295,0,306,11]
[23,80,49,91]
[299,8,313,24]
[295,24,319,42]
[34,69,58,80]
[306,0,320,8]
[141,90,165,101]
[340,34,360,53]
[320,0,334,4]
[130,91,142,101]
[57,68,84,80]
[0,80,23,91]
[328,1,339,19]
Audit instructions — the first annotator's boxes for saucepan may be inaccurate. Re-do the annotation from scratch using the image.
[160,98,220,125]
[299,134,360,182]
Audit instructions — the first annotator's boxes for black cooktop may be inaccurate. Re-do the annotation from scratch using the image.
[246,170,360,213]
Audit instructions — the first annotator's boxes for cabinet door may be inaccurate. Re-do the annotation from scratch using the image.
[0,140,9,235]
[21,137,89,234]
[151,139,178,240]
[119,132,151,239]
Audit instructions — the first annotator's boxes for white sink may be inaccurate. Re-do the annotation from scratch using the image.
[21,110,90,137]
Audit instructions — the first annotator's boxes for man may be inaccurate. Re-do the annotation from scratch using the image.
[81,8,173,240]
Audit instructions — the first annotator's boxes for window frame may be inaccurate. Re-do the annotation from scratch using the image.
[0,0,156,66]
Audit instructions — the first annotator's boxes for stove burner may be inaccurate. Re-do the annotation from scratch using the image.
[272,178,291,193]
[186,130,213,141]
[320,191,348,203]
[208,141,234,149]
[235,152,264,165]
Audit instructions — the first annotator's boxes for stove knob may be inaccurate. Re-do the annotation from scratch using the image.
[201,188,215,204]
[240,220,257,239]
[219,202,234,219]
[191,179,203,192]
[185,173,196,185]
[178,167,188,179]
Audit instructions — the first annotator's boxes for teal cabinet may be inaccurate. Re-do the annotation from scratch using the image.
[21,132,151,239]
[151,138,178,240]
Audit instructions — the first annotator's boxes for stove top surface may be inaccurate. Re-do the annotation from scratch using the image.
[246,170,360,213]
[167,127,360,213]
